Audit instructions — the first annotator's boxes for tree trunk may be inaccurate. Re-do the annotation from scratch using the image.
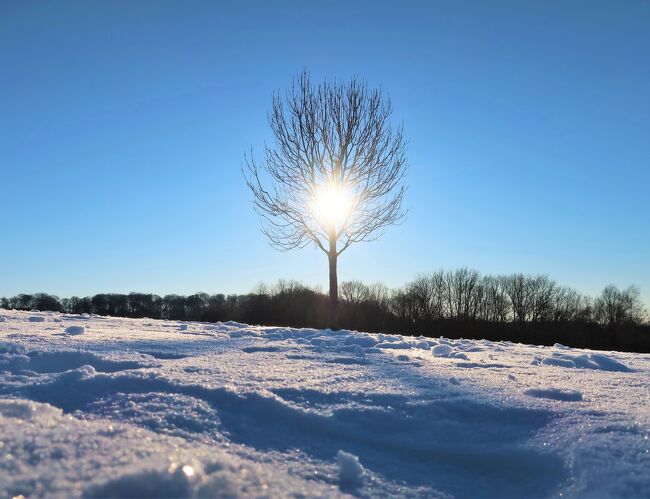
[328,225,338,328]
[328,252,338,307]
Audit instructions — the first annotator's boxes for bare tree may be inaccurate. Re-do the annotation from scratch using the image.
[444,268,481,320]
[594,285,646,326]
[244,70,407,319]
[366,282,392,309]
[552,286,588,323]
[340,280,370,305]
[529,274,556,322]
[481,276,510,323]
[503,273,533,324]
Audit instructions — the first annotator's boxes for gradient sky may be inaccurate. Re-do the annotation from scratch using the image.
[1,1,649,306]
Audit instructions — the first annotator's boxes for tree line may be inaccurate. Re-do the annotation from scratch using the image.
[2,269,648,352]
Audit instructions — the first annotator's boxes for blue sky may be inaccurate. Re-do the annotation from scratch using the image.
[1,1,649,305]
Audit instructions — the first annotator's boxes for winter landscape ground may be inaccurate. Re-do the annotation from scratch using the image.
[0,309,648,498]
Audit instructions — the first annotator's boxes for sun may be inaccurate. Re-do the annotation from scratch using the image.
[312,183,352,226]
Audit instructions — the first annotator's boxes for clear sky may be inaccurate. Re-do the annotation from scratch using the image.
[1,1,649,306]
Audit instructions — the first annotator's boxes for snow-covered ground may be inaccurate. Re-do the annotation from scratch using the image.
[0,310,648,498]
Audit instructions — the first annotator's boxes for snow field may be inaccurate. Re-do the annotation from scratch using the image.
[0,310,648,498]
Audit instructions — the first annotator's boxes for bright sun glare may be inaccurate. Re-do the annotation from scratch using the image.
[312,184,352,226]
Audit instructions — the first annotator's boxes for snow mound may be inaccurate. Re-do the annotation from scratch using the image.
[0,398,62,422]
[222,320,249,328]
[0,349,145,374]
[86,462,198,499]
[344,335,378,348]
[228,330,260,338]
[541,357,576,368]
[431,344,469,359]
[373,338,432,350]
[524,388,583,402]
[65,325,86,335]
[541,352,632,372]
[337,450,364,488]
[376,341,412,349]
[0,341,26,354]
[432,344,454,357]
[28,315,46,322]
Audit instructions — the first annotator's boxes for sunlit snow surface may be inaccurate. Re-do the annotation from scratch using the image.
[0,310,648,498]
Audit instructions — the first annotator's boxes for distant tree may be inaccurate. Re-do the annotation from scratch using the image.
[413,273,446,322]
[108,294,129,317]
[480,276,510,322]
[552,286,587,323]
[528,275,556,322]
[162,294,186,321]
[444,268,481,320]
[127,293,161,318]
[244,70,407,323]
[390,274,443,330]
[91,294,111,316]
[594,285,646,326]
[66,296,80,314]
[31,293,63,312]
[12,294,33,310]
[340,281,370,305]
[208,293,226,312]
[503,274,533,324]
[185,293,209,320]
[252,282,271,296]
[79,297,92,314]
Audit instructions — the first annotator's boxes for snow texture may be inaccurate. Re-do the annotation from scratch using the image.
[0,310,648,498]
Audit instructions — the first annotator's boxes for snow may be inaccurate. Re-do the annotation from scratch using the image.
[0,310,649,498]
[431,344,454,357]
[337,450,364,488]
[540,352,633,372]
[524,388,584,402]
[65,325,86,335]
